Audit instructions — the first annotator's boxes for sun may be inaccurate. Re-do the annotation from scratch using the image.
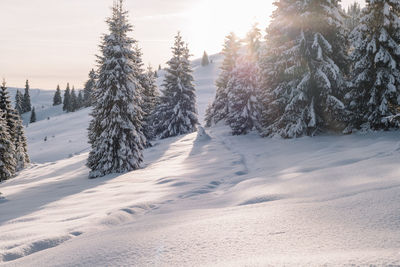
[186,0,274,57]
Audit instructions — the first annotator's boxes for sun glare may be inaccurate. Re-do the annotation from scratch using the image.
[187,0,274,57]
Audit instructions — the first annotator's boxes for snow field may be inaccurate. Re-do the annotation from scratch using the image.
[0,54,400,266]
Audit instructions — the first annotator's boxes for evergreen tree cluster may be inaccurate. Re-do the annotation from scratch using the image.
[0,80,29,181]
[87,1,197,178]
[61,83,85,112]
[206,0,400,138]
[14,80,32,115]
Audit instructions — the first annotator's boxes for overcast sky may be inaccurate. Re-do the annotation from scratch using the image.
[0,0,364,90]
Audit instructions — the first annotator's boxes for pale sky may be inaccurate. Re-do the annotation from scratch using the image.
[0,0,364,90]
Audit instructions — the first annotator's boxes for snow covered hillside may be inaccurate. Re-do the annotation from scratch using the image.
[1,56,400,266]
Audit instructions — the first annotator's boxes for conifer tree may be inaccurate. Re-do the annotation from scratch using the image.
[77,90,84,109]
[83,69,96,107]
[227,57,262,135]
[14,90,24,114]
[53,85,62,106]
[23,80,31,113]
[63,83,71,112]
[245,24,262,62]
[154,32,198,139]
[205,33,241,126]
[345,2,362,33]
[142,65,160,143]
[30,107,36,123]
[70,87,78,112]
[14,115,29,171]
[262,0,349,138]
[158,64,162,71]
[0,109,16,182]
[201,51,210,66]
[347,0,400,131]
[0,80,19,141]
[87,0,146,178]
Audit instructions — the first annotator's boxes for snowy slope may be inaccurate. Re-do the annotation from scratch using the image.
[1,56,400,266]
[8,87,65,125]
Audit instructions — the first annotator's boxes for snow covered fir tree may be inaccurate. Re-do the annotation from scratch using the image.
[201,51,210,66]
[205,32,241,127]
[53,85,62,106]
[141,65,160,143]
[154,32,198,139]
[0,109,15,182]
[14,90,24,114]
[83,69,96,107]
[347,0,400,131]
[0,80,29,180]
[23,80,31,114]
[87,0,146,178]
[259,0,349,138]
[30,107,36,123]
[63,83,71,112]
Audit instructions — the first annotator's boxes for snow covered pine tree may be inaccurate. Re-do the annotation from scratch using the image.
[53,85,63,106]
[0,80,28,178]
[141,65,160,143]
[261,0,349,138]
[87,0,146,178]
[347,0,400,131]
[23,80,31,113]
[154,32,198,139]
[205,33,241,127]
[14,90,24,114]
[227,25,262,135]
[0,109,16,182]
[83,69,96,107]
[63,83,71,112]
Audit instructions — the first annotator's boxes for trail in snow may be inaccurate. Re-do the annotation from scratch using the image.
[1,54,400,266]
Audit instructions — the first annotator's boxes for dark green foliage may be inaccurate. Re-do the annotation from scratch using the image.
[83,69,96,107]
[154,32,198,139]
[30,107,36,123]
[14,90,24,114]
[23,80,31,113]
[53,85,62,106]
[63,83,71,112]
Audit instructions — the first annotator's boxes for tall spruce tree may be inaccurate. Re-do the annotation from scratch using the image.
[14,90,24,114]
[70,87,78,112]
[245,24,262,62]
[345,2,362,33]
[201,51,210,66]
[30,107,36,123]
[227,57,262,135]
[23,80,31,113]
[83,69,96,107]
[77,90,84,109]
[63,83,71,112]
[0,80,19,142]
[53,85,62,106]
[347,0,400,131]
[14,115,29,171]
[154,32,198,139]
[262,0,349,138]
[87,0,146,178]
[205,33,241,126]
[0,109,16,182]
[142,65,160,143]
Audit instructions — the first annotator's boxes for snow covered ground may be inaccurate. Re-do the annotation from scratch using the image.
[1,56,400,266]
